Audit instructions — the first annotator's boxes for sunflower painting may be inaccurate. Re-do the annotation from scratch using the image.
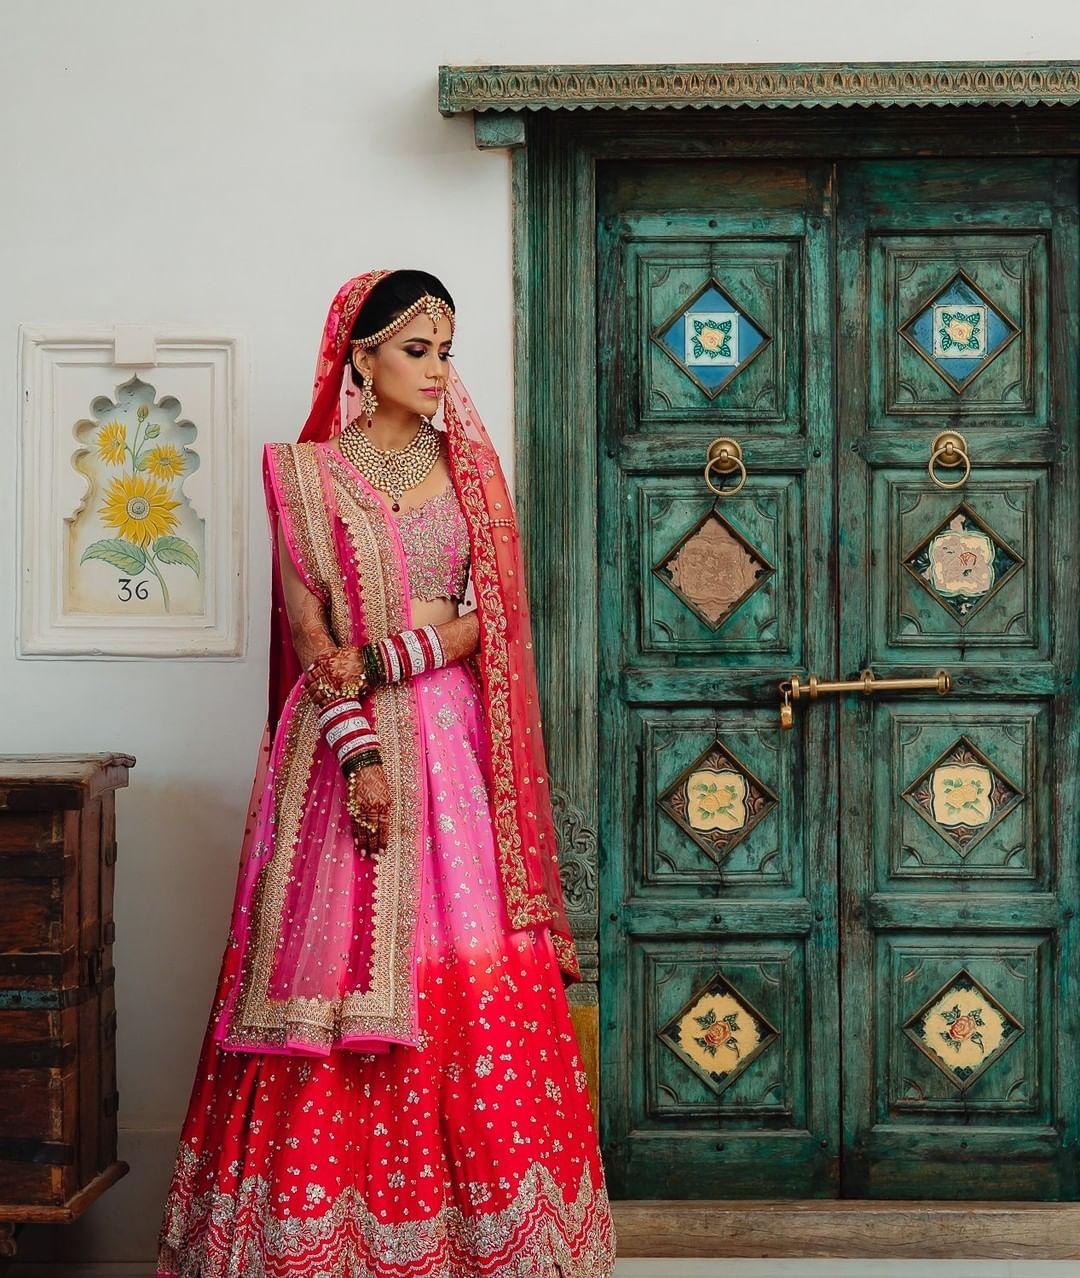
[77,381,201,613]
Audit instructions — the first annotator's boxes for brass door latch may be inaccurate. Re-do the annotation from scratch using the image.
[778,669,951,730]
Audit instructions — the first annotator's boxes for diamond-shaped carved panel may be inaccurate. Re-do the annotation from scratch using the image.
[902,735,1024,856]
[658,739,778,865]
[903,502,1024,626]
[657,972,779,1097]
[904,968,1024,1090]
[652,277,771,398]
[653,509,775,631]
[899,269,1020,394]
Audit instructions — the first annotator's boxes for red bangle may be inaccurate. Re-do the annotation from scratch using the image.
[316,697,381,770]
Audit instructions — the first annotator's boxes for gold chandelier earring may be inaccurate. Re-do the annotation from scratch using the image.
[358,374,378,424]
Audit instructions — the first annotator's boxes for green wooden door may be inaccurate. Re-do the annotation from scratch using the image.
[836,158,1080,1198]
[596,155,1080,1200]
[597,160,841,1198]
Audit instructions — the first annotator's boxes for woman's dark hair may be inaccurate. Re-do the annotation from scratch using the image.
[348,270,455,386]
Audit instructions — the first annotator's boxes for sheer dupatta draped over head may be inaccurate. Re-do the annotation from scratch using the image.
[276,270,580,982]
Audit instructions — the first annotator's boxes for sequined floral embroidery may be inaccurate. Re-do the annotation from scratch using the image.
[157,664,615,1275]
[397,484,471,603]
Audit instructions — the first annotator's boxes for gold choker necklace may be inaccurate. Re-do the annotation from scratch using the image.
[339,415,440,512]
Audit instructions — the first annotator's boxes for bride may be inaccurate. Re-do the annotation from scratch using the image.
[155,269,616,1276]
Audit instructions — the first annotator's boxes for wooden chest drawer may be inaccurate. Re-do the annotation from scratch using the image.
[0,753,132,1228]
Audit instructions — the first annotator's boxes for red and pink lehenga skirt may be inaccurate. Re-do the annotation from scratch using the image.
[156,662,616,1277]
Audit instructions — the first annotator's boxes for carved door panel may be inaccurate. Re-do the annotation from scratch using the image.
[837,158,1080,1198]
[596,154,1080,1200]
[596,160,840,1198]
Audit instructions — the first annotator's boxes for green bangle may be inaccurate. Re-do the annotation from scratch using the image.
[343,748,382,776]
[362,642,386,689]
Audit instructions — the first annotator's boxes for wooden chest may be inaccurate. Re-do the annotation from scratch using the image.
[0,753,132,1240]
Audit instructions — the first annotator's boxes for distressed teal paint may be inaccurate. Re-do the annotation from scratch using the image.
[502,102,1080,1201]
[0,990,67,1009]
[836,156,1080,1200]
[596,159,840,1198]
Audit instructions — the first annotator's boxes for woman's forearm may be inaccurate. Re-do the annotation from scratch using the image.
[277,523,335,670]
[290,590,336,670]
[433,610,480,663]
[304,609,482,703]
[369,612,479,686]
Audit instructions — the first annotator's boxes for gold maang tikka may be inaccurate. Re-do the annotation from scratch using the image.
[350,294,455,350]
[349,294,454,427]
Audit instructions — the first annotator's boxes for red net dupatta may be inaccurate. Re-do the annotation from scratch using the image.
[442,369,579,982]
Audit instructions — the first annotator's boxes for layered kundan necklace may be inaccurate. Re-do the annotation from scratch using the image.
[339,415,440,512]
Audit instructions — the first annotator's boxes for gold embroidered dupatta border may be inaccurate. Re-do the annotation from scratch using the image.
[224,442,423,1051]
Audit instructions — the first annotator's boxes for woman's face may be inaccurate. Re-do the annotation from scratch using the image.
[352,311,454,418]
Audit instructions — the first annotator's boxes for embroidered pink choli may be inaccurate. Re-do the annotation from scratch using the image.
[396,483,470,602]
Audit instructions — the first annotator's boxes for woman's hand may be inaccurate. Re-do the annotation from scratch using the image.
[344,759,391,858]
[304,645,368,707]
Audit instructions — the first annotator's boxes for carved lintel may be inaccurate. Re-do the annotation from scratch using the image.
[440,62,1080,117]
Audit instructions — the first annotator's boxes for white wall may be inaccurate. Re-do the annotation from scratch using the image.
[1,0,1077,1263]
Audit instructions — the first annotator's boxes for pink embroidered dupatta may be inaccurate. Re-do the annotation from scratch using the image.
[211,438,425,1055]
[210,271,579,1058]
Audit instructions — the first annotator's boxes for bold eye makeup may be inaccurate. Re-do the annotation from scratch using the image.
[405,343,453,360]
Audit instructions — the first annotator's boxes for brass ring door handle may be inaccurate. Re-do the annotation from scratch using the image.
[929,431,970,490]
[778,669,952,729]
[704,437,747,498]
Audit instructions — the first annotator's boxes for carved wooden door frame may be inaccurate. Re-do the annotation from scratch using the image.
[439,64,1080,1258]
